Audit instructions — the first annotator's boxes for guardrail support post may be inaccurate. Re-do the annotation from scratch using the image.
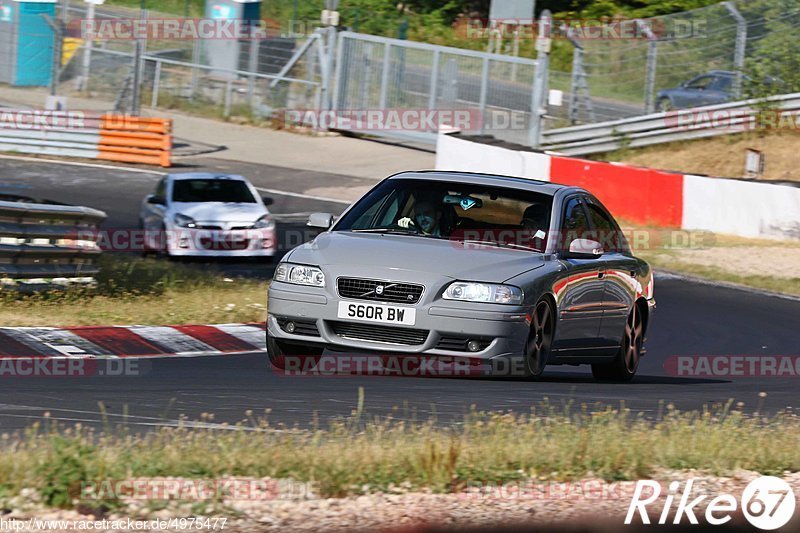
[723,2,747,99]
[224,80,232,117]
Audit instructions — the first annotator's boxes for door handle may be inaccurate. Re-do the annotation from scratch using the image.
[598,271,606,279]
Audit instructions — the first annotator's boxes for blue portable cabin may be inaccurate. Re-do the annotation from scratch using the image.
[0,0,57,87]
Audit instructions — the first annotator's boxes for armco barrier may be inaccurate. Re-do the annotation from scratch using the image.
[0,112,173,167]
[435,133,800,241]
[0,199,107,290]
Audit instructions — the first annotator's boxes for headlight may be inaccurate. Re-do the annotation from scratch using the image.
[443,282,523,305]
[174,213,197,228]
[253,214,275,230]
[274,263,325,287]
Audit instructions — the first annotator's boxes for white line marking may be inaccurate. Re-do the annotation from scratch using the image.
[256,187,351,205]
[0,153,166,175]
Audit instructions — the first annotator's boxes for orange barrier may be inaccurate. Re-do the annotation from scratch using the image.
[98,115,173,167]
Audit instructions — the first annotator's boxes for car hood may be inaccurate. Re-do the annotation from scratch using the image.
[287,231,545,282]
[171,202,266,223]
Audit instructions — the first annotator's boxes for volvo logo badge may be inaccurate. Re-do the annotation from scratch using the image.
[375,285,384,295]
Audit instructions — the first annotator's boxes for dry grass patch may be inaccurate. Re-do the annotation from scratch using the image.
[0,401,797,509]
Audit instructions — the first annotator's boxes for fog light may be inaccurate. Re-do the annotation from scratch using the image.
[261,239,271,249]
[466,340,482,352]
[285,321,296,334]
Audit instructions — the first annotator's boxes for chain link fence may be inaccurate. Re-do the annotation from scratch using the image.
[566,0,800,125]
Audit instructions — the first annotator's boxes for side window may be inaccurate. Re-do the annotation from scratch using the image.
[561,197,590,249]
[686,76,712,90]
[709,76,732,93]
[154,178,167,200]
[587,202,629,253]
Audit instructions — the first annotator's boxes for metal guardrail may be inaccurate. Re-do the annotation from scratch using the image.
[0,112,173,166]
[541,93,800,156]
[0,200,106,290]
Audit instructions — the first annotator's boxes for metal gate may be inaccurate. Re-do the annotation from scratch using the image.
[333,32,541,146]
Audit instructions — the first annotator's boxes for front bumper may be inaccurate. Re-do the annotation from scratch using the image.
[166,228,276,257]
[267,283,531,360]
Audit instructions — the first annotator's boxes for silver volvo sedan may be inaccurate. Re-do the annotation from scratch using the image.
[267,171,655,381]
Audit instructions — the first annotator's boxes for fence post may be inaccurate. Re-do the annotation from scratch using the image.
[150,59,161,108]
[636,20,658,114]
[478,56,490,134]
[130,9,148,116]
[248,37,260,108]
[428,49,440,112]
[529,10,551,147]
[378,43,392,109]
[332,32,345,112]
[79,0,95,92]
[568,39,582,124]
[723,2,747,99]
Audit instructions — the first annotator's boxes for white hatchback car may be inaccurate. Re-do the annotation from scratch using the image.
[139,173,277,258]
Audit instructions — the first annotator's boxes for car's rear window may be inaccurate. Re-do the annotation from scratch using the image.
[172,179,255,203]
[335,178,554,252]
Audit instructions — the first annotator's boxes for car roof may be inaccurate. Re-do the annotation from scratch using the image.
[386,170,578,197]
[167,172,248,182]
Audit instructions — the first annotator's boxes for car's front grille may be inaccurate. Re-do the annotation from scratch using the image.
[196,224,223,230]
[276,317,320,337]
[329,321,429,346]
[337,278,424,304]
[436,336,493,352]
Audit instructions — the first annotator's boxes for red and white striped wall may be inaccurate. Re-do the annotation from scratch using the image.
[436,134,800,240]
[0,324,266,358]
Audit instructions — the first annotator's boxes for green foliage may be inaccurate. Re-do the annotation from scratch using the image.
[740,0,800,98]
[35,436,98,508]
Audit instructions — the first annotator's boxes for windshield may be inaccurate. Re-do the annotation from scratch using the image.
[172,179,256,203]
[335,178,553,252]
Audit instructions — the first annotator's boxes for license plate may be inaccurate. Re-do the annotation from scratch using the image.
[337,301,416,326]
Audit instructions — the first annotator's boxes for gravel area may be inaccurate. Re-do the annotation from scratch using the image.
[2,470,798,532]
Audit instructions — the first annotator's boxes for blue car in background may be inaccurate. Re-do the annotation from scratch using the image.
[656,70,738,112]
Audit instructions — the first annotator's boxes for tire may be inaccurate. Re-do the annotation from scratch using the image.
[592,303,644,382]
[656,98,673,113]
[523,299,554,380]
[267,335,324,370]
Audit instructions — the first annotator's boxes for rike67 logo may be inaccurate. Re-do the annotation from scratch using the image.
[625,476,796,530]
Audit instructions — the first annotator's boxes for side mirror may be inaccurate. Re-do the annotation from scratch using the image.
[307,212,334,229]
[147,195,166,206]
[563,239,604,260]
[261,196,274,207]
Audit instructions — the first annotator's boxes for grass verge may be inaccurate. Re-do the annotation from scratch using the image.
[0,255,268,327]
[0,400,797,509]
[624,225,800,297]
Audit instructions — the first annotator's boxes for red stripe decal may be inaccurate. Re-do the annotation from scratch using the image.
[68,327,169,357]
[173,325,258,353]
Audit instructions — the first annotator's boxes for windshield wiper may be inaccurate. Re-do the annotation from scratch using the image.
[458,239,541,252]
[351,228,420,235]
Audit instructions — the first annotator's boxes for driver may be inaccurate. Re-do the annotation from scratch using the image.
[398,196,443,236]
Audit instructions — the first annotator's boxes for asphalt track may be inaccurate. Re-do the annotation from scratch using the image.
[0,157,797,432]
